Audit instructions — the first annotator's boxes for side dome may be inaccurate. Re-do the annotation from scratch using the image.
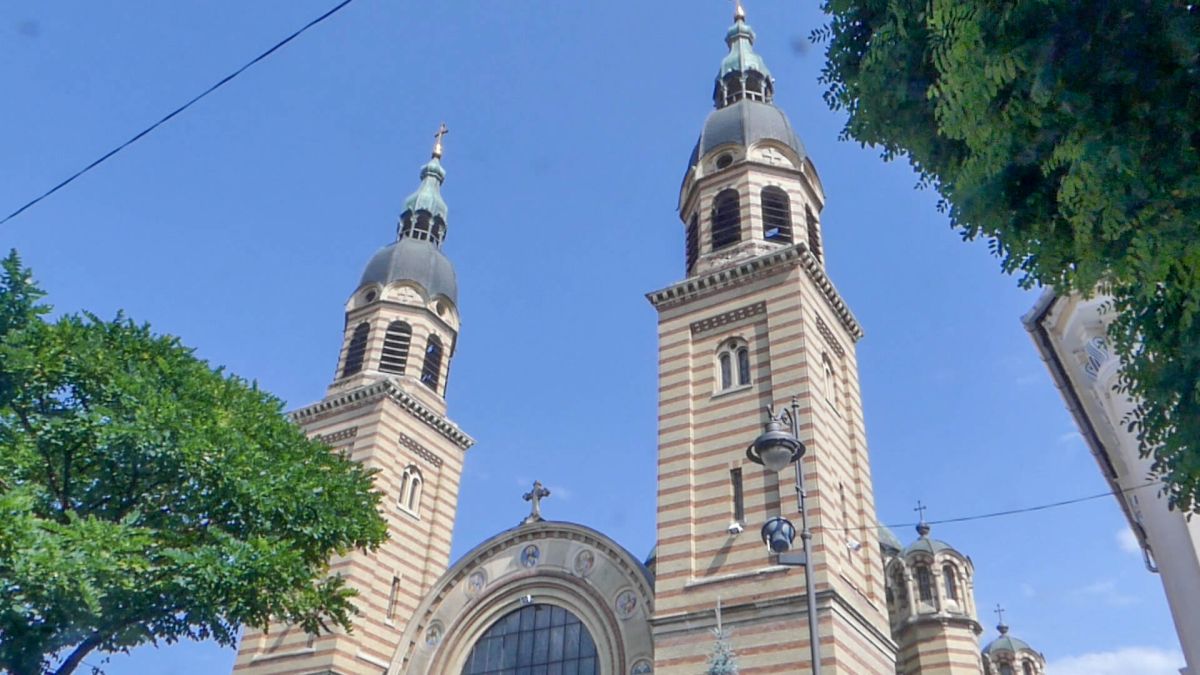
[686,99,807,174]
[359,236,458,303]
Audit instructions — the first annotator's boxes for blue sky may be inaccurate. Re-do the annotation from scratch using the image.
[1,2,1183,673]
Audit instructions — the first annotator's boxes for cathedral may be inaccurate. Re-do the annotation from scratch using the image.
[232,8,1046,675]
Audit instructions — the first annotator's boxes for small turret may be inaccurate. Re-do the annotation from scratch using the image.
[982,609,1046,675]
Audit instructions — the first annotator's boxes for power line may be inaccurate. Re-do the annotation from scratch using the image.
[0,0,360,226]
[815,480,1163,535]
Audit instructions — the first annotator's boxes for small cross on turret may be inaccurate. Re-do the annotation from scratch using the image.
[994,604,1009,633]
[914,500,931,537]
[522,480,551,524]
[432,122,449,159]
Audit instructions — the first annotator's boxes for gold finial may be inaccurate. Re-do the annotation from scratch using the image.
[734,0,746,21]
[432,122,449,159]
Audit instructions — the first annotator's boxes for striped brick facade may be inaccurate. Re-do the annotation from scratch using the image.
[233,272,473,674]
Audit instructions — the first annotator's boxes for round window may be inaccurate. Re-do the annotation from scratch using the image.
[715,153,734,170]
[364,290,378,303]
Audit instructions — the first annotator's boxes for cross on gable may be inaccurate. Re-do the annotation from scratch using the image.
[522,480,551,524]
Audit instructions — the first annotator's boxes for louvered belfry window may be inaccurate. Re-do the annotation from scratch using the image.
[380,321,413,374]
[806,205,823,262]
[421,335,443,390]
[686,214,699,273]
[761,186,793,243]
[341,322,370,377]
[711,189,742,251]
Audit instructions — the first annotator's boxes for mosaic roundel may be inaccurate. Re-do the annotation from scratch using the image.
[465,568,488,598]
[614,589,638,619]
[573,549,596,577]
[631,659,653,674]
[424,621,444,648]
[519,544,541,568]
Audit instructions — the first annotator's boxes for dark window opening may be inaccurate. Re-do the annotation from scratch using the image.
[916,566,933,603]
[731,468,744,522]
[999,665,1014,675]
[711,189,741,251]
[1022,662,1034,675]
[719,353,732,389]
[341,323,370,378]
[400,211,445,245]
[421,335,444,391]
[943,564,958,601]
[761,186,793,243]
[380,321,413,375]
[686,214,699,273]
[736,347,750,386]
[806,205,823,262]
[387,577,400,621]
[715,153,733,170]
[461,604,598,675]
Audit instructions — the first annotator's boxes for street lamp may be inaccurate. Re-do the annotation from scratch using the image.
[745,396,822,675]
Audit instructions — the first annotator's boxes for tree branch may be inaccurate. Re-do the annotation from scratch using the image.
[52,633,103,675]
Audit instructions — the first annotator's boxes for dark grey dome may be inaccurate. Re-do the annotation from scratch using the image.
[359,237,457,303]
[686,99,807,174]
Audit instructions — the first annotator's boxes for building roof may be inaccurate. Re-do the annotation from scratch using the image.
[983,625,1037,656]
[359,236,458,303]
[686,99,807,175]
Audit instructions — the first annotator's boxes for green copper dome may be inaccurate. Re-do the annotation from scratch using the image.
[402,157,448,224]
[713,7,775,108]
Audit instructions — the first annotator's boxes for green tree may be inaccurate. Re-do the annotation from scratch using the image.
[0,251,388,675]
[705,628,739,675]
[818,1,1200,509]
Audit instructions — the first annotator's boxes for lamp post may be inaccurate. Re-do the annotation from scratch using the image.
[746,396,821,675]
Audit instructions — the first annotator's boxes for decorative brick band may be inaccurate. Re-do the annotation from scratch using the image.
[317,426,359,445]
[690,301,767,336]
[815,315,847,358]
[290,380,474,450]
[399,432,443,468]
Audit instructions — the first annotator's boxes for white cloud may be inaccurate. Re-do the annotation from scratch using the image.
[1048,646,1183,675]
[1057,430,1085,446]
[1019,582,1036,599]
[1074,579,1139,607]
[1116,526,1141,555]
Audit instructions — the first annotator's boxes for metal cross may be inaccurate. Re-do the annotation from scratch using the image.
[913,500,928,523]
[994,604,1006,625]
[432,122,449,157]
[522,480,551,524]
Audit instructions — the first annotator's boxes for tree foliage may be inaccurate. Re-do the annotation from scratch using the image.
[0,251,388,674]
[705,628,739,675]
[818,1,1200,509]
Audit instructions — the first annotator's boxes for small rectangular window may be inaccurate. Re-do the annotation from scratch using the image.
[388,576,401,621]
[730,468,744,522]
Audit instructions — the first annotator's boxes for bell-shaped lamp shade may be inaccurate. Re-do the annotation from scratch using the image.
[746,419,803,472]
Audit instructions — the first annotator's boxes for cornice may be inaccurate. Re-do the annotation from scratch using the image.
[647,242,864,341]
[290,380,475,450]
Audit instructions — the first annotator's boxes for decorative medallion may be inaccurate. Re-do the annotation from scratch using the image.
[614,589,638,619]
[573,549,596,578]
[631,659,653,675]
[519,544,541,569]
[465,568,488,598]
[424,621,444,648]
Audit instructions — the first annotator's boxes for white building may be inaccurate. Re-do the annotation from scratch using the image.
[1024,291,1200,674]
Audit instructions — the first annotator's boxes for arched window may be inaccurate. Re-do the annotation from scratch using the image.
[806,205,823,262]
[399,465,422,514]
[461,603,598,675]
[915,565,933,603]
[711,189,741,251]
[341,322,370,378]
[421,335,443,391]
[892,567,908,609]
[380,321,413,375]
[716,339,751,391]
[685,214,699,272]
[821,353,840,407]
[1022,661,1035,675]
[761,186,793,243]
[943,564,959,601]
[999,664,1014,675]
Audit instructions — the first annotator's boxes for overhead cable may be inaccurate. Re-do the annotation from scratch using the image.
[0,0,359,226]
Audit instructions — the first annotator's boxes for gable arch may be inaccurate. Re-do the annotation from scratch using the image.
[388,522,654,675]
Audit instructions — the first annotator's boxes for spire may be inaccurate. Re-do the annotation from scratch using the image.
[398,123,450,245]
[714,4,774,108]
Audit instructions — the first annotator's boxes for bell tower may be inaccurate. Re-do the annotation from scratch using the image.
[647,7,895,673]
[233,129,474,675]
